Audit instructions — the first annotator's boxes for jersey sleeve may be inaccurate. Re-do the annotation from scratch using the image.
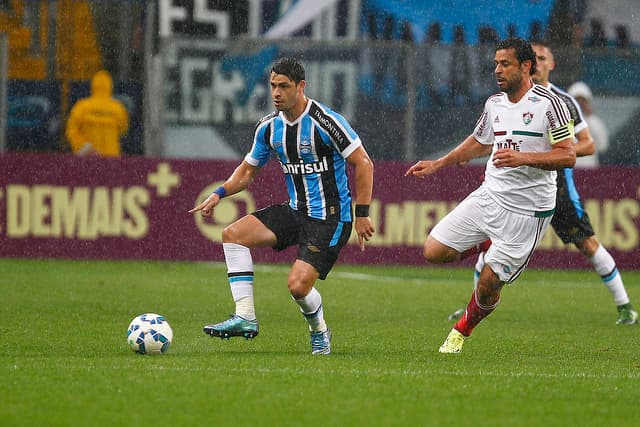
[563,93,588,134]
[473,101,493,145]
[545,97,575,145]
[310,101,362,158]
[244,119,273,167]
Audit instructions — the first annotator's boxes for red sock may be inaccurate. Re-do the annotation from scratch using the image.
[454,289,499,337]
[459,239,492,261]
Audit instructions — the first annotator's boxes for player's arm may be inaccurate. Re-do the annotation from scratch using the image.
[405,134,492,178]
[346,146,375,251]
[189,160,260,217]
[493,137,576,170]
[574,127,596,157]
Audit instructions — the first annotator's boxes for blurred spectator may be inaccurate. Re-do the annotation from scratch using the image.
[529,20,544,43]
[449,24,471,105]
[418,22,448,107]
[547,0,575,45]
[568,81,609,166]
[65,70,129,157]
[395,20,414,92]
[475,25,499,99]
[478,25,499,44]
[615,24,630,49]
[507,23,517,38]
[546,0,588,47]
[584,18,607,48]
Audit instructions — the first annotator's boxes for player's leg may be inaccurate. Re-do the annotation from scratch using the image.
[288,259,332,355]
[553,175,637,324]
[447,251,487,321]
[440,259,503,354]
[203,206,285,339]
[576,236,638,324]
[291,217,352,355]
[473,251,486,288]
[425,189,490,264]
[223,215,277,320]
[440,203,552,353]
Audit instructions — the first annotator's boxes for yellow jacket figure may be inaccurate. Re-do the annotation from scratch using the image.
[66,70,129,156]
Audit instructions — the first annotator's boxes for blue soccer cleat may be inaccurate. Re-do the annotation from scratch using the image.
[310,328,331,355]
[203,315,259,340]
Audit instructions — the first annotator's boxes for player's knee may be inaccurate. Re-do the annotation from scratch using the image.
[476,269,503,306]
[476,282,501,306]
[423,237,454,263]
[287,277,308,299]
[577,236,599,257]
[221,224,240,243]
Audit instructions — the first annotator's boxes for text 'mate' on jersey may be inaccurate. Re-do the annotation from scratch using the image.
[245,98,362,222]
[474,84,573,216]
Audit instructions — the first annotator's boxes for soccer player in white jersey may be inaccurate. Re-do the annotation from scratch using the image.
[405,37,576,353]
[190,58,375,355]
[459,42,637,325]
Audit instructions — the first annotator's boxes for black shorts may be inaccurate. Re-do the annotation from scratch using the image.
[252,203,352,280]
[550,169,595,244]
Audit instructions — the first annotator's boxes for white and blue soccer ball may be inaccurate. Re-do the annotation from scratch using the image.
[127,313,173,355]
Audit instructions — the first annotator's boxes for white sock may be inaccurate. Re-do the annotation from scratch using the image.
[223,243,256,321]
[590,244,630,307]
[294,287,327,332]
[473,252,485,289]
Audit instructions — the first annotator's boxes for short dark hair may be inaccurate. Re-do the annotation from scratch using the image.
[271,57,305,83]
[496,37,537,75]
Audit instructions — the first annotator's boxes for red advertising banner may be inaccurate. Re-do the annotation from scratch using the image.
[1,152,639,270]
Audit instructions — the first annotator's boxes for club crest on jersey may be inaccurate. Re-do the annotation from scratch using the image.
[522,112,533,125]
[273,140,282,149]
[300,139,312,155]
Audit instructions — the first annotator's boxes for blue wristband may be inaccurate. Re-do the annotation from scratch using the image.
[212,186,227,198]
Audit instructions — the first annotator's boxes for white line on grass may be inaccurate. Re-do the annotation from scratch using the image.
[197,262,603,287]
[17,363,637,380]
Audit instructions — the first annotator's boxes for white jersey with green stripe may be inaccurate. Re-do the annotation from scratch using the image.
[473,84,573,216]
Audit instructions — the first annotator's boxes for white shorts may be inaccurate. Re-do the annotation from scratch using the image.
[430,186,552,283]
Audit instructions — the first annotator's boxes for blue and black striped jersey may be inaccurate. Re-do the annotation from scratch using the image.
[245,98,362,222]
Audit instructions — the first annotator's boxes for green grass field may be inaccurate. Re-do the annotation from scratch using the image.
[1,258,639,427]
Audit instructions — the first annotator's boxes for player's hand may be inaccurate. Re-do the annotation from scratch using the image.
[188,193,221,217]
[492,148,522,168]
[355,217,375,251]
[404,160,439,178]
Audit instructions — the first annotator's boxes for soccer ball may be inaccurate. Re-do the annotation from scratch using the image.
[127,313,173,355]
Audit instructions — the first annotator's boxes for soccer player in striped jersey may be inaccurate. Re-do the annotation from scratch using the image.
[190,57,375,355]
[459,41,637,325]
[405,37,576,353]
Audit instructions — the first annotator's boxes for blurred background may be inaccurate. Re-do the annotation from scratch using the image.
[0,0,638,164]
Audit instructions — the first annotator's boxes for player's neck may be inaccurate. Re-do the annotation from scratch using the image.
[283,96,308,122]
[507,78,533,103]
